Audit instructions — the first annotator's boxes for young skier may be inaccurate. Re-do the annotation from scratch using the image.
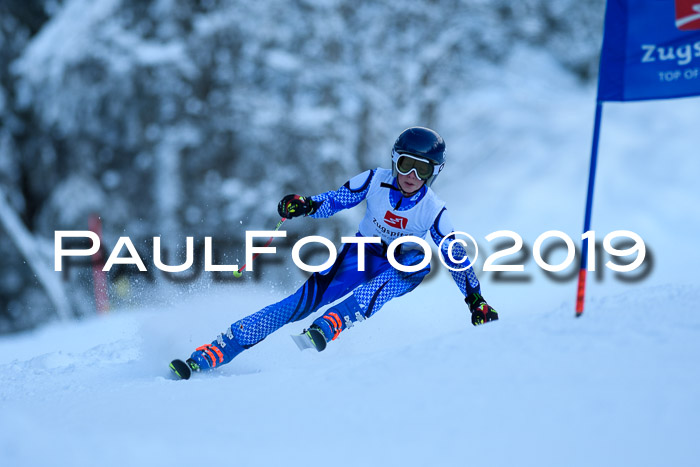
[170,127,498,379]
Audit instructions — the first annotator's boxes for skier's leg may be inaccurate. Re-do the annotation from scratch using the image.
[312,249,430,343]
[189,243,368,370]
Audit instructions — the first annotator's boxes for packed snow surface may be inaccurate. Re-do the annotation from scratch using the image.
[1,283,699,467]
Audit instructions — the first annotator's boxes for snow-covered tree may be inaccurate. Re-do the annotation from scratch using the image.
[0,0,605,332]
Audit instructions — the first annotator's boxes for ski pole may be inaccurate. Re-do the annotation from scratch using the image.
[233,217,287,278]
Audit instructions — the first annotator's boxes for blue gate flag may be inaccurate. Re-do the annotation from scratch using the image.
[598,0,700,101]
[578,1,700,316]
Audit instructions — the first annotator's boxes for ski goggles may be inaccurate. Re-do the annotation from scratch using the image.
[391,150,441,180]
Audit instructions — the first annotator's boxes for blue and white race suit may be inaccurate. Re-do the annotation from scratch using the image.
[192,168,482,366]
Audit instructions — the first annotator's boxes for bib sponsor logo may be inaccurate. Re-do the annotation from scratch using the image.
[383,211,408,229]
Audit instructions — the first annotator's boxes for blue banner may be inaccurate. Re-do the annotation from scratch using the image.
[598,0,700,101]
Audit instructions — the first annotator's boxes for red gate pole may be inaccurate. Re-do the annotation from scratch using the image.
[89,214,110,314]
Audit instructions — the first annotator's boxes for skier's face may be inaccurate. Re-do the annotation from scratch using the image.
[397,170,425,195]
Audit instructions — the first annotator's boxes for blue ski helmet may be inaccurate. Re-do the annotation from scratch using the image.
[391,127,446,187]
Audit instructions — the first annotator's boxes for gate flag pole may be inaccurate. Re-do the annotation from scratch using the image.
[576,101,604,317]
[574,0,700,317]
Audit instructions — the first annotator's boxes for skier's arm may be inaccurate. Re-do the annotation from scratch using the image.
[430,208,498,325]
[309,170,374,218]
[277,170,374,219]
[430,208,481,295]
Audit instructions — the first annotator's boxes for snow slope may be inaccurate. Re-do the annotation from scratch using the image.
[1,283,699,467]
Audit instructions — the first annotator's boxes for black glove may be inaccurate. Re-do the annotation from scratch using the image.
[465,292,499,326]
[278,194,315,219]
